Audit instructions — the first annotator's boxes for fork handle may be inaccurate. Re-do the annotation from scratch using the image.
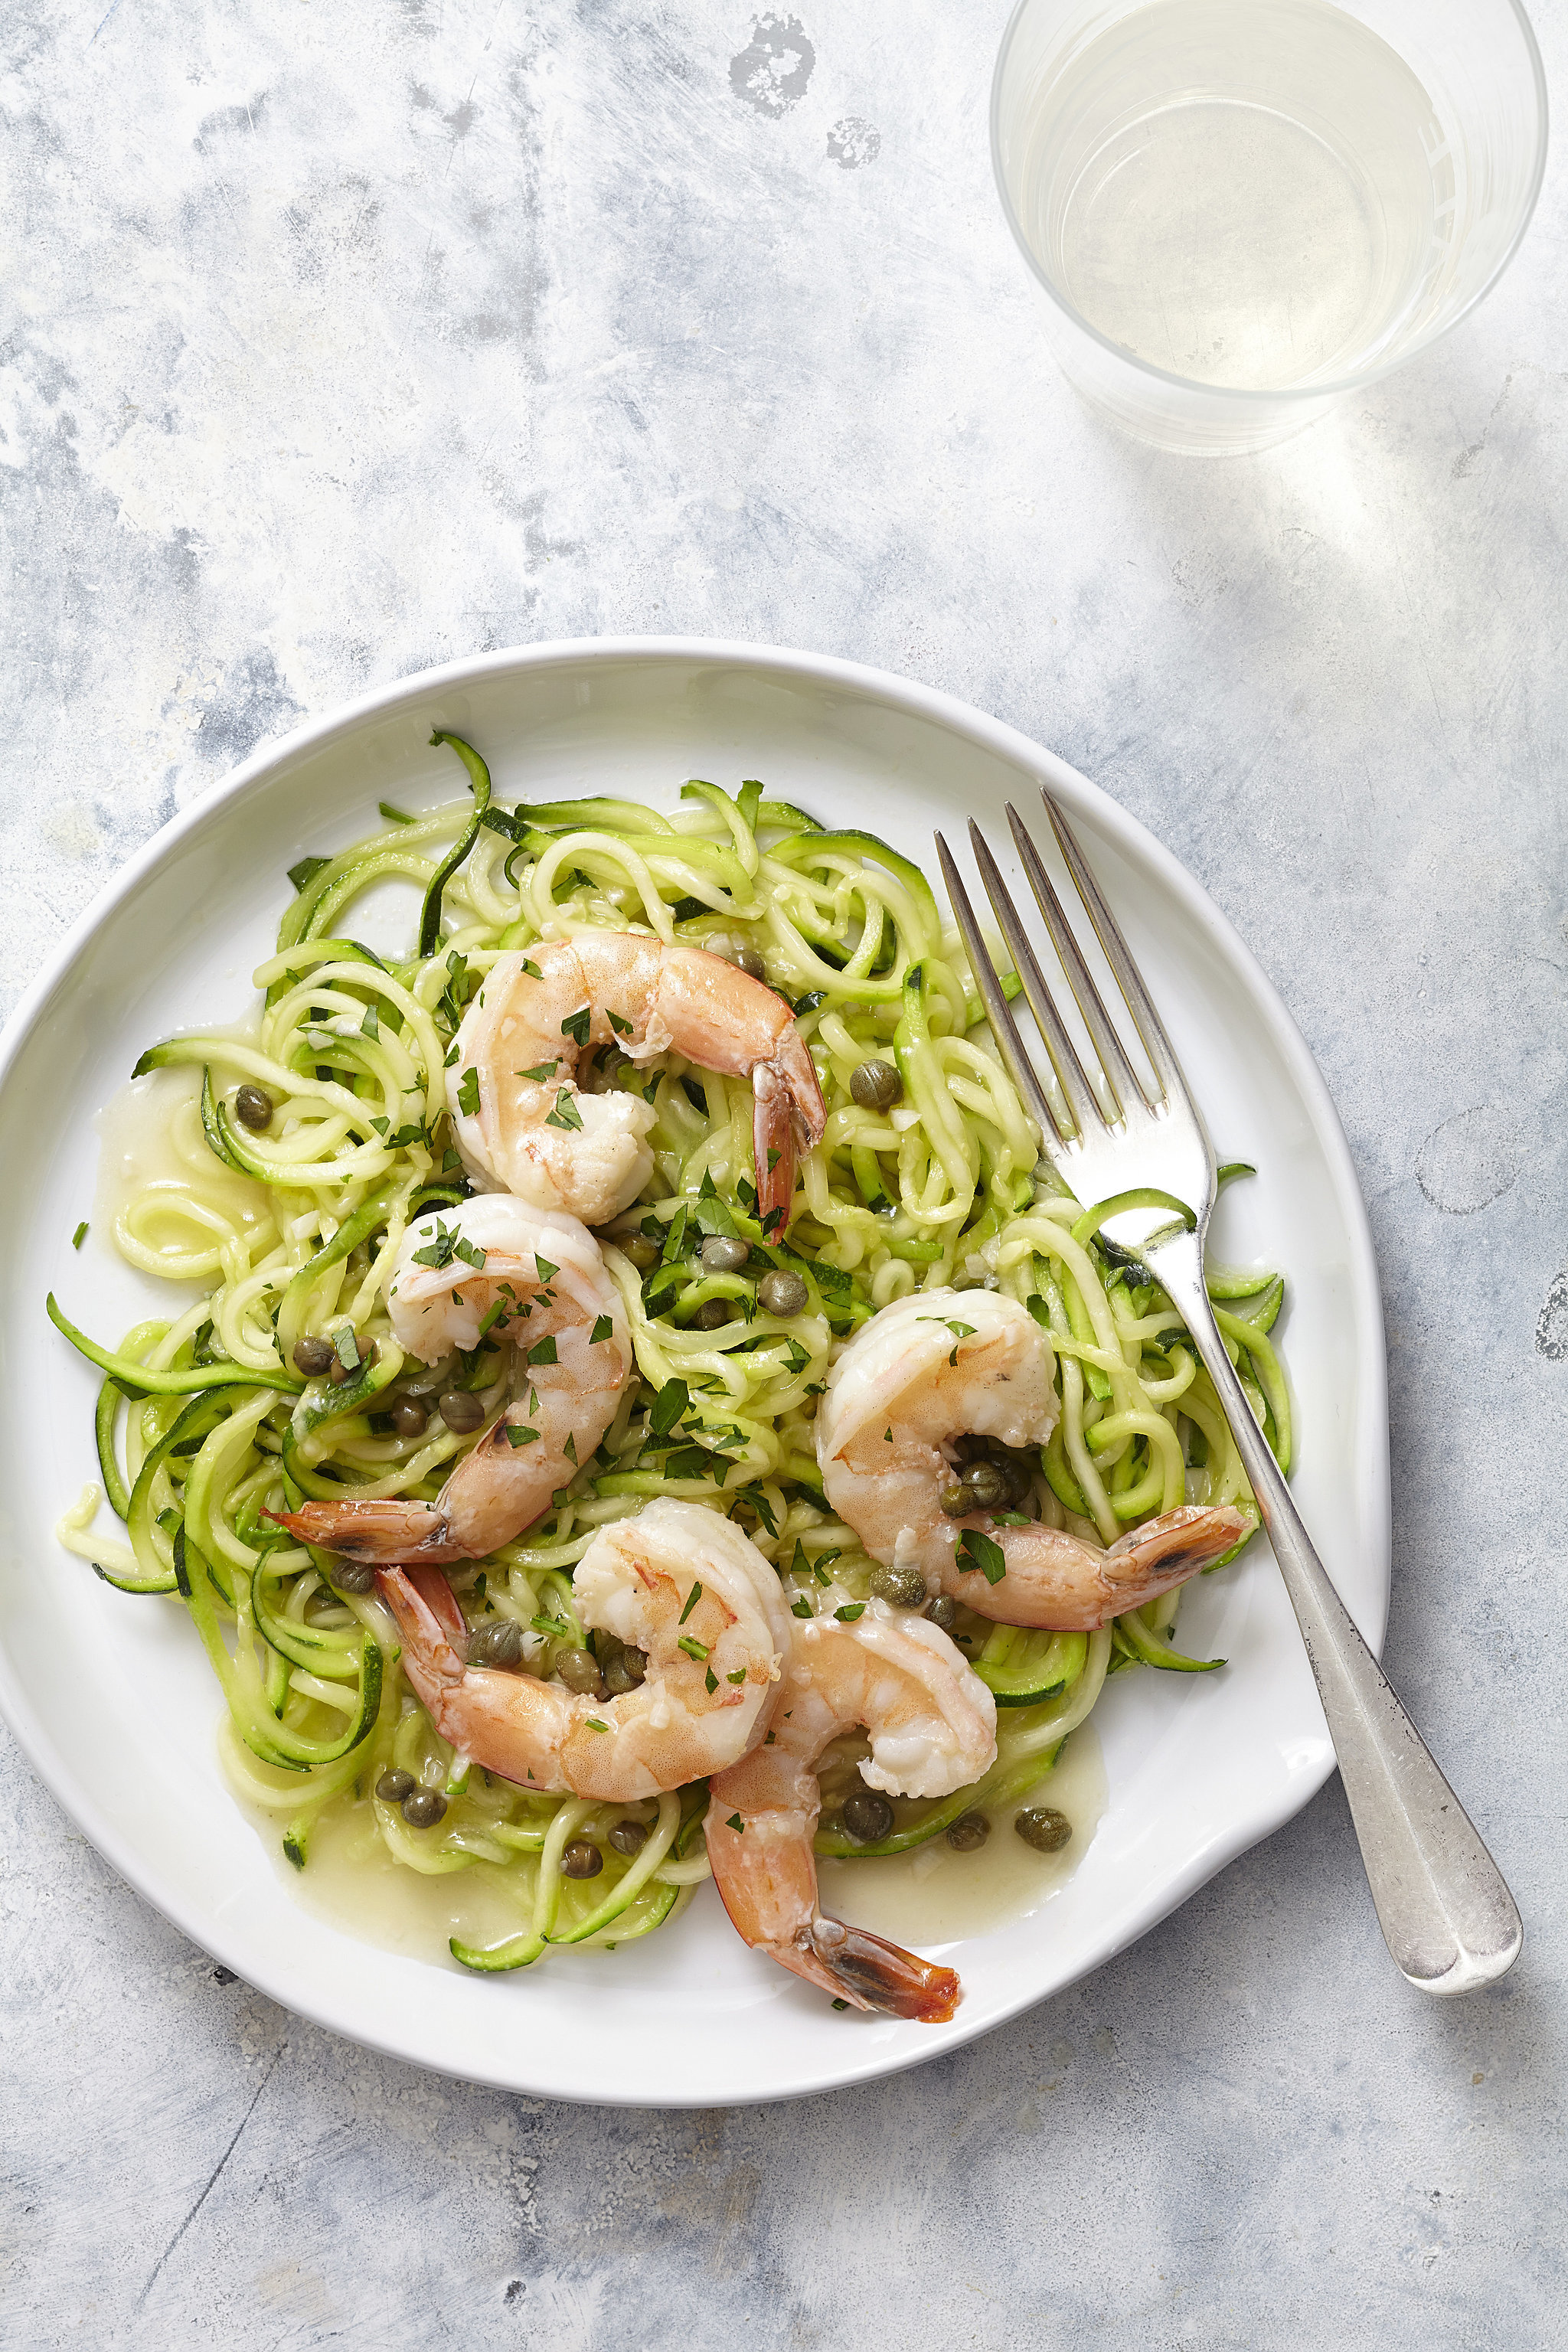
[1153,1242,1522,1994]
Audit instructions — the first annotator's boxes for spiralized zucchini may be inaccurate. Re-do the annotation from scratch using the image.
[52,741,1292,1970]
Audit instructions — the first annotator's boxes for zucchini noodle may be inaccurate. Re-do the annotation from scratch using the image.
[52,746,1292,1971]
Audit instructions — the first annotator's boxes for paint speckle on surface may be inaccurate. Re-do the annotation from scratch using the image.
[1534,1271,1568,1359]
[1414,1106,1521,1214]
[730,12,815,116]
[827,115,880,168]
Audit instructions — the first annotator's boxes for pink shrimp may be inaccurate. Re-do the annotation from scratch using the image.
[449,936,826,1229]
[706,1599,997,2020]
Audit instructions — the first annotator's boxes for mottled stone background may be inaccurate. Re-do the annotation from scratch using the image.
[3,2,1566,2345]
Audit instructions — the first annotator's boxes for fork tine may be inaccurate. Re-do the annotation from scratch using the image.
[1004,803,1147,1121]
[962,822,1106,1138]
[934,832,1073,1144]
[1041,792,1190,1106]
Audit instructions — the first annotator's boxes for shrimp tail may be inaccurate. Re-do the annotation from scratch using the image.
[263,1501,463,1564]
[754,1034,826,1227]
[773,1918,962,2022]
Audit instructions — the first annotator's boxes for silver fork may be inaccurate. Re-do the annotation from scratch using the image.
[937,794,1522,1995]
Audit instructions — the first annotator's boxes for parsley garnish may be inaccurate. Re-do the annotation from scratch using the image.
[516,1060,558,1082]
[456,1067,481,1117]
[527,1336,557,1367]
[378,800,414,825]
[678,1634,710,1663]
[726,1813,744,1833]
[586,1717,609,1732]
[726,1668,747,1685]
[71,1221,88,1250]
[590,1315,614,1344]
[534,1256,558,1281]
[544,1088,583,1131]
[520,959,542,979]
[679,1581,703,1625]
[957,1528,1008,1585]
[560,1004,592,1048]
[790,1596,814,1619]
[505,1424,539,1448]
[607,1008,632,1037]
[834,1603,865,1622]
[648,1378,689,1438]
[704,1667,718,1693]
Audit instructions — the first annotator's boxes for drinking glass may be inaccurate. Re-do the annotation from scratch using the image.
[992,0,1548,454]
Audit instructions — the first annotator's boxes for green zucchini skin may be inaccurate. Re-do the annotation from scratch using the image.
[971,1628,1089,1707]
[47,1294,302,1398]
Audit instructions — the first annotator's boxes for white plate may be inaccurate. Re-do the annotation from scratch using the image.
[0,640,1390,2107]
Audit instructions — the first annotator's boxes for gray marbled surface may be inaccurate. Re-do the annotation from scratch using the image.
[4,3,1566,2345]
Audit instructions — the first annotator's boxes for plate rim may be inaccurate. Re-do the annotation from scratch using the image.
[0,635,1391,2104]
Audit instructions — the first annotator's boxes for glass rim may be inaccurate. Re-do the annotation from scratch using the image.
[990,0,1550,407]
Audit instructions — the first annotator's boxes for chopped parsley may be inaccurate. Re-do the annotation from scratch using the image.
[677,1634,710,1663]
[957,1528,1008,1585]
[71,1221,88,1250]
[544,1087,583,1131]
[590,1315,614,1344]
[560,1004,592,1048]
[834,1603,865,1622]
[456,1067,481,1118]
[516,1060,558,1082]
[678,1581,703,1625]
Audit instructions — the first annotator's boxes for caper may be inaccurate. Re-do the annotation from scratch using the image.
[758,1269,808,1318]
[391,1396,429,1439]
[293,1333,335,1377]
[946,1809,991,1852]
[234,1083,273,1132]
[439,1390,486,1434]
[557,1648,606,1697]
[842,1789,895,1844]
[939,1481,969,1517]
[602,1642,648,1695]
[960,1458,1010,1513]
[332,1559,376,1596]
[733,946,768,981]
[562,1840,603,1878]
[694,1297,733,1330]
[991,1452,1031,1507]
[401,1787,447,1829]
[1014,1806,1072,1854]
[924,1594,959,1632]
[701,1234,750,1275]
[608,1819,648,1857]
[850,1059,902,1113]
[867,1561,928,1610]
[467,1617,524,1671]
[328,1334,377,1387]
[375,1768,415,1804]
[622,1233,659,1270]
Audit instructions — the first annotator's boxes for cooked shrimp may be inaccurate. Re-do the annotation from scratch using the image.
[374,1499,792,1798]
[273,1197,629,1564]
[450,936,826,1227]
[706,1598,996,2019]
[817,1288,1246,1630]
